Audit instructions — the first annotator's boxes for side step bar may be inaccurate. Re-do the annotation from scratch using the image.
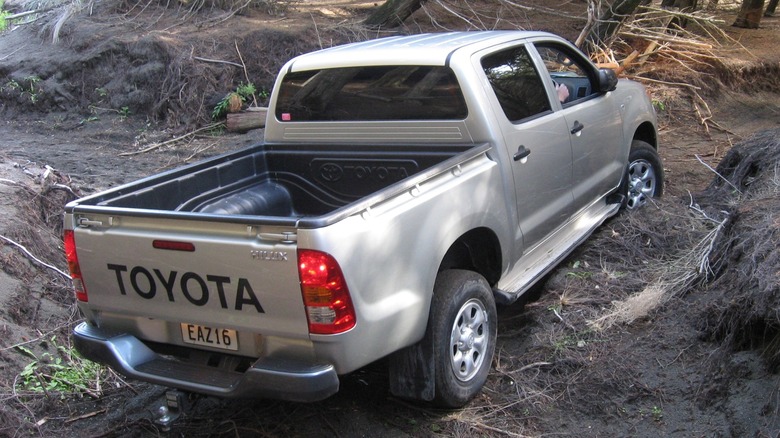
[493,200,620,305]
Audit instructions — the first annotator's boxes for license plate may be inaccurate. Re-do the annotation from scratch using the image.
[180,323,238,351]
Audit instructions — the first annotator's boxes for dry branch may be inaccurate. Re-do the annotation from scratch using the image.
[696,154,742,193]
[64,409,107,424]
[0,234,70,280]
[192,56,243,68]
[119,122,224,156]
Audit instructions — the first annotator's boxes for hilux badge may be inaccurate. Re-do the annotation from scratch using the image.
[251,250,289,261]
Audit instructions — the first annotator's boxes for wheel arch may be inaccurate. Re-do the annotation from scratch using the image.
[437,227,502,287]
[633,121,658,149]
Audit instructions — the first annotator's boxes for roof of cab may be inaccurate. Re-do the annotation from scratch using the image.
[285,30,555,72]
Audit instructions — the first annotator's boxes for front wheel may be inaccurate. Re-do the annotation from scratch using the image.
[430,270,497,408]
[622,140,664,210]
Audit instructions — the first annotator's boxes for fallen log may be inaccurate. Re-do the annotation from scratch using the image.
[226,107,268,132]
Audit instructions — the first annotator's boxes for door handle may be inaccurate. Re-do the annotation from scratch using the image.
[513,145,531,161]
[570,120,585,135]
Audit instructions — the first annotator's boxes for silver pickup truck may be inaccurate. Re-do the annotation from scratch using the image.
[65,31,662,408]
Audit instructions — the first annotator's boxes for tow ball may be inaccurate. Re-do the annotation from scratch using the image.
[153,389,192,431]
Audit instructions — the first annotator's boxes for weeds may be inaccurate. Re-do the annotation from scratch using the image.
[651,405,664,422]
[565,260,594,279]
[0,0,8,32]
[87,104,132,119]
[16,336,105,397]
[3,76,42,103]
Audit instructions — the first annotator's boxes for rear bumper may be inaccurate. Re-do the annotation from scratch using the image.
[73,322,339,402]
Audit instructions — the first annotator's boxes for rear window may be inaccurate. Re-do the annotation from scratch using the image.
[275,65,468,122]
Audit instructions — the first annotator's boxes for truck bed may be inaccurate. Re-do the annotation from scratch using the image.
[71,142,486,227]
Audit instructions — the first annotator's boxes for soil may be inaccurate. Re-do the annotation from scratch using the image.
[0,1,779,437]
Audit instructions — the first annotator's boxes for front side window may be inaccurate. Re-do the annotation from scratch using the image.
[535,44,597,103]
[275,65,468,122]
[481,45,551,123]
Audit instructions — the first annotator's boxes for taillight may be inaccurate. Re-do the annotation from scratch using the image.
[298,250,356,335]
[64,230,88,302]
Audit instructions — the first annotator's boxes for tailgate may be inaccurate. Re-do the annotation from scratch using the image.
[72,213,307,338]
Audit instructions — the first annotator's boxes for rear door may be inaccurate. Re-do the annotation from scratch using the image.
[477,43,574,249]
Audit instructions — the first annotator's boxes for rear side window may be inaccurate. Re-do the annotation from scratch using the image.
[481,46,551,123]
[275,66,468,122]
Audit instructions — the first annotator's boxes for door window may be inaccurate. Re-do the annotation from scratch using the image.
[481,46,551,123]
[534,45,597,105]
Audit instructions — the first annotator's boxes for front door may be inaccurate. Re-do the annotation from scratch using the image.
[532,43,625,212]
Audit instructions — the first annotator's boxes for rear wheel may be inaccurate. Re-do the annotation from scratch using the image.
[430,270,496,408]
[623,140,664,210]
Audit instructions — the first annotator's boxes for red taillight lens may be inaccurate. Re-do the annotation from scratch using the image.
[298,250,356,335]
[64,230,88,302]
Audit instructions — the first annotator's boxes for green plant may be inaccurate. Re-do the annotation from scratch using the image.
[212,82,261,120]
[652,99,666,112]
[565,270,594,279]
[24,75,41,102]
[0,0,9,32]
[565,259,594,279]
[119,106,131,118]
[651,405,663,421]
[4,78,19,91]
[95,87,108,98]
[236,82,256,98]
[4,76,43,103]
[16,337,105,396]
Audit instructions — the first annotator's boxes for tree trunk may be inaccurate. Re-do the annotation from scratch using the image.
[733,0,766,28]
[674,0,699,11]
[364,0,427,28]
[226,108,267,133]
[586,0,646,48]
[667,0,698,28]
[766,0,778,16]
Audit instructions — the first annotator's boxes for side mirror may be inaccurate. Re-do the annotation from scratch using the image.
[598,68,618,92]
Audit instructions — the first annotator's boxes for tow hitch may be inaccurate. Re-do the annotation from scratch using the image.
[154,389,191,431]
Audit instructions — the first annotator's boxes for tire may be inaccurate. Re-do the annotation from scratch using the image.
[430,270,497,408]
[622,140,664,210]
